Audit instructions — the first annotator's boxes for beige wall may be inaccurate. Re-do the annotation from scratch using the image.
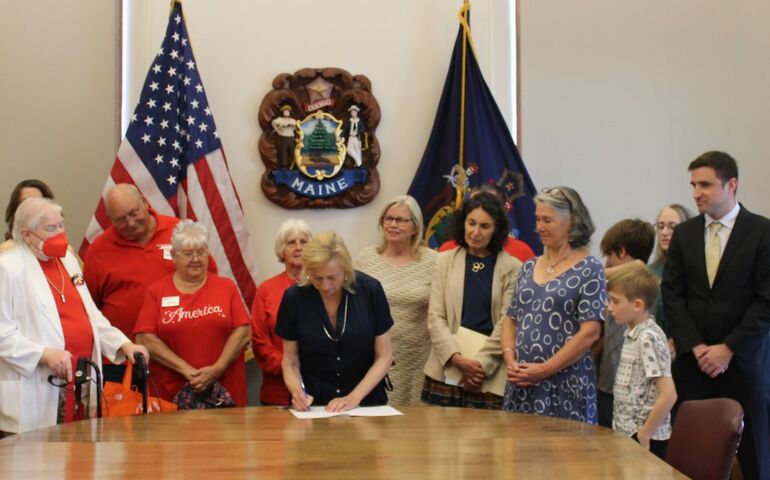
[3,0,770,274]
[0,0,120,245]
[121,0,510,278]
[519,0,770,245]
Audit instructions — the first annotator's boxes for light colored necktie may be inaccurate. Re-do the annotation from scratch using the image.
[706,221,723,286]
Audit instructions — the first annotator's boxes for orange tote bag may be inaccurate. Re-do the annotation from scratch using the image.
[102,361,177,417]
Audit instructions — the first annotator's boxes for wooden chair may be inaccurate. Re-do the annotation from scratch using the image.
[665,398,744,480]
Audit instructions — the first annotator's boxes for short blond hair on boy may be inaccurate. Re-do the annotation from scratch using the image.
[606,263,660,312]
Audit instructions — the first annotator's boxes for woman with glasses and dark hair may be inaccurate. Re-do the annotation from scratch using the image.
[134,220,250,409]
[422,193,522,409]
[355,195,437,405]
[649,204,692,340]
[501,186,607,424]
[277,231,394,413]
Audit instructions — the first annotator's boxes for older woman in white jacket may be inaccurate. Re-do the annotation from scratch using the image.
[0,197,147,435]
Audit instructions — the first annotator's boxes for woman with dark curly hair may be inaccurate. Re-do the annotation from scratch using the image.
[422,193,522,409]
[501,186,607,423]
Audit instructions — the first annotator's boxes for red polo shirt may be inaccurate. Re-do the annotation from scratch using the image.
[83,210,217,339]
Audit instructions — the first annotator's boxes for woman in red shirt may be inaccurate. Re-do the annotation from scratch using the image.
[251,219,311,405]
[134,220,250,407]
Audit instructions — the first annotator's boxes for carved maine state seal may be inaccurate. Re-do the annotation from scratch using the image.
[258,68,381,208]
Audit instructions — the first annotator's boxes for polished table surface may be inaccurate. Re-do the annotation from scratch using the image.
[0,406,685,479]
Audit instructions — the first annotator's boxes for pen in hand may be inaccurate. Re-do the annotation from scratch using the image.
[299,376,312,411]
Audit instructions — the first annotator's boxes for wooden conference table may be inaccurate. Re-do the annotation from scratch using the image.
[0,406,685,479]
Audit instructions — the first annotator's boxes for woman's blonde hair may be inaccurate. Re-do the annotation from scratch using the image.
[375,194,426,258]
[300,231,355,291]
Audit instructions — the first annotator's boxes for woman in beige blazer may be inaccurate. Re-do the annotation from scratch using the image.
[422,193,522,409]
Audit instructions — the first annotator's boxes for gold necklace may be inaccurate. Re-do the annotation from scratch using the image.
[545,248,577,275]
[43,258,66,303]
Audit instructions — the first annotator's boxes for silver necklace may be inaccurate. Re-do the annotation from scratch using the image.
[322,293,348,342]
[545,248,576,275]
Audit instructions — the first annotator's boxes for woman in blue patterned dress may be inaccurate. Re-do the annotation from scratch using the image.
[501,187,606,423]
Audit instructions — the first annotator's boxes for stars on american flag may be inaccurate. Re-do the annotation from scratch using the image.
[81,1,258,310]
[124,8,221,194]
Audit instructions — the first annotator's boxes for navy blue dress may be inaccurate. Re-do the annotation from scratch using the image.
[502,257,606,423]
[276,271,393,406]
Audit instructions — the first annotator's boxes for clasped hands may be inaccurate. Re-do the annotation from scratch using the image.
[503,350,552,387]
[184,364,223,392]
[450,353,485,392]
[693,343,733,378]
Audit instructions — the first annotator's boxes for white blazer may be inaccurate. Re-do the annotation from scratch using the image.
[0,245,129,433]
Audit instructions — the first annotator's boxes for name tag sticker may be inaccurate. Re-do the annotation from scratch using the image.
[159,244,173,260]
[161,296,180,307]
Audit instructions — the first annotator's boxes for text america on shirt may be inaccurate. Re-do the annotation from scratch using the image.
[162,305,224,324]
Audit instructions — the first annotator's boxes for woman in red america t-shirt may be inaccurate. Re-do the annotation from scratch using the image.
[134,220,250,407]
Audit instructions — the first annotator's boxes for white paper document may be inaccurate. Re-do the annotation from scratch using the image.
[443,326,507,396]
[289,405,403,419]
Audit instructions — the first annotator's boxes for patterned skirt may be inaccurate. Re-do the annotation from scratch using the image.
[421,376,502,410]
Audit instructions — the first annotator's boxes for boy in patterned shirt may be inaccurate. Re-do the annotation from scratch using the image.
[607,263,677,459]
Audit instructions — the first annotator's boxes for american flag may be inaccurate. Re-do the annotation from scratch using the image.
[79,1,257,306]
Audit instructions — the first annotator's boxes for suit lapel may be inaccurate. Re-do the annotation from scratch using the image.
[449,248,466,329]
[714,205,751,287]
[688,215,710,290]
[490,252,502,321]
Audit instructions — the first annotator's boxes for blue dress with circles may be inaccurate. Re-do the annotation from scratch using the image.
[502,256,606,424]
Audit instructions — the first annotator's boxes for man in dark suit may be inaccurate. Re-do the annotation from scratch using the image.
[663,151,770,479]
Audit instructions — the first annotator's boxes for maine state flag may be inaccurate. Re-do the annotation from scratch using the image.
[408,1,541,254]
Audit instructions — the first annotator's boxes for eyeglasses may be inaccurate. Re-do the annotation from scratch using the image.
[542,187,573,212]
[111,208,141,226]
[382,216,412,226]
[177,248,208,259]
[656,222,678,232]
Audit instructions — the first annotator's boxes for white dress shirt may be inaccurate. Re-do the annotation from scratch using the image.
[704,202,740,257]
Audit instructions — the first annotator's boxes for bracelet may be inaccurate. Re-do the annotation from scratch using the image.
[502,347,514,352]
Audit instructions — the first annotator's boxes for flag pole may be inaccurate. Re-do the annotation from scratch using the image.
[455,0,478,209]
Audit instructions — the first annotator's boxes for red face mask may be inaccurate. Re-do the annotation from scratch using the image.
[38,232,69,258]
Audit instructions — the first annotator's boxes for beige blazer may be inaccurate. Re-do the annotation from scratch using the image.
[0,246,129,433]
[424,247,521,382]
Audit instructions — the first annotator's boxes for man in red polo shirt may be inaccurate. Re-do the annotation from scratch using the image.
[83,184,216,381]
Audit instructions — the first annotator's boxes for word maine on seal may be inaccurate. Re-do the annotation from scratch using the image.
[257,67,381,209]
